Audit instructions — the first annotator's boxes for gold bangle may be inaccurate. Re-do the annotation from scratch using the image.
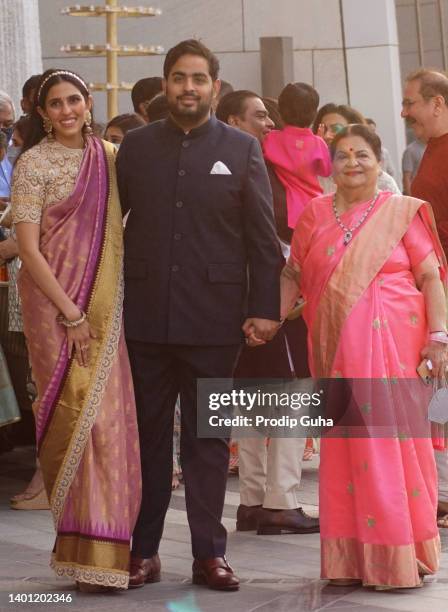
[56,310,87,328]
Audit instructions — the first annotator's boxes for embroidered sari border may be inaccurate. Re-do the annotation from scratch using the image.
[58,531,129,546]
[321,535,440,587]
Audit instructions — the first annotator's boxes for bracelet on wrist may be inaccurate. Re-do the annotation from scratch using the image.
[429,331,448,345]
[56,310,86,328]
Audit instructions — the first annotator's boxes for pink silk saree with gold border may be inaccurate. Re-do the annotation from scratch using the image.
[17,137,141,588]
[290,192,446,588]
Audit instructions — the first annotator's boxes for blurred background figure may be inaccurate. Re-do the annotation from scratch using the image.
[131,76,163,122]
[20,75,41,117]
[104,112,145,147]
[0,91,15,200]
[261,97,284,130]
[313,103,400,194]
[211,78,233,111]
[264,82,332,230]
[366,116,396,177]
[217,90,319,536]
[402,138,426,195]
[144,93,169,123]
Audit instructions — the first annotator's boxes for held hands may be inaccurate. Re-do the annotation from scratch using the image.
[67,321,98,368]
[242,317,281,348]
[421,341,448,379]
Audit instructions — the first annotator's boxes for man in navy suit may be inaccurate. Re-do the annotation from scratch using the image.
[117,39,281,591]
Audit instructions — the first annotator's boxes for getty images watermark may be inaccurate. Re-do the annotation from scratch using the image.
[207,388,330,429]
[196,378,440,438]
[196,378,334,438]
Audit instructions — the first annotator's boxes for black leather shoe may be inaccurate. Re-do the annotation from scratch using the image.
[192,557,240,591]
[236,504,262,531]
[257,507,320,535]
[128,554,161,588]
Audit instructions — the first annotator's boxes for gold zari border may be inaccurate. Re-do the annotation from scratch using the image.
[51,534,130,587]
[321,535,440,588]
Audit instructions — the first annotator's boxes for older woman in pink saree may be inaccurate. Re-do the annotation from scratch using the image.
[10,70,141,592]
[280,124,448,589]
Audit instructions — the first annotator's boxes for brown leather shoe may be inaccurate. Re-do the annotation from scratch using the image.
[257,507,320,535]
[192,557,240,591]
[128,554,161,588]
[236,504,262,531]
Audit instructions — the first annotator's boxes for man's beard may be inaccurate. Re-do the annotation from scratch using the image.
[168,95,212,125]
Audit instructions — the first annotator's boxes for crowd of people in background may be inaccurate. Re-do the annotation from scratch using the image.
[0,39,447,595]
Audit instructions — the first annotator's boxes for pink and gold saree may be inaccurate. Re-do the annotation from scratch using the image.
[18,137,141,588]
[290,192,446,588]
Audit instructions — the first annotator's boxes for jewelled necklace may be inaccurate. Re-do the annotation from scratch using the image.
[332,191,380,245]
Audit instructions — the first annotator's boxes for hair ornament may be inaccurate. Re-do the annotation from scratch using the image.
[37,71,89,102]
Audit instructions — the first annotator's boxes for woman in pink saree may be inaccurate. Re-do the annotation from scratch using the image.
[10,70,141,592]
[280,124,448,589]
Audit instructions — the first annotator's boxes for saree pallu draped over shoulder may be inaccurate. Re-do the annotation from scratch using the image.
[18,137,141,588]
[292,193,446,588]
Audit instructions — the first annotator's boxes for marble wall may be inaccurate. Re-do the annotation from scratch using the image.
[0,0,42,116]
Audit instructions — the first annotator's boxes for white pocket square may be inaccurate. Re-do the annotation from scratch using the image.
[210,161,232,175]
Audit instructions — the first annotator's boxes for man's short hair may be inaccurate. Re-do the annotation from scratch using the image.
[406,68,448,106]
[218,80,234,99]
[145,94,169,123]
[278,82,319,128]
[0,90,15,119]
[131,77,163,113]
[22,74,41,100]
[163,39,220,81]
[215,90,259,124]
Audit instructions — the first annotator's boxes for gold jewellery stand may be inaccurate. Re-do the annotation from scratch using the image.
[61,1,163,120]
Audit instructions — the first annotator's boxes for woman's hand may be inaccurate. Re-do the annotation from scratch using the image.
[421,341,448,379]
[67,321,97,367]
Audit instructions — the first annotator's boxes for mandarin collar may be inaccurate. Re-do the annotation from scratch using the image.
[165,113,217,139]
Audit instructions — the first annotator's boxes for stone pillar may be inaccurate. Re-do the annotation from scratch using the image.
[342,0,405,182]
[260,37,294,98]
[0,0,42,116]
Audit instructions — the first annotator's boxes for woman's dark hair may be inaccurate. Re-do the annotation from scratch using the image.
[163,39,220,81]
[144,94,169,123]
[278,82,319,128]
[330,124,382,162]
[20,69,93,156]
[312,103,366,133]
[215,90,259,123]
[262,97,284,130]
[105,113,145,135]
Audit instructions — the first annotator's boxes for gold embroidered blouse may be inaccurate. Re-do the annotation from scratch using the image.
[11,138,84,225]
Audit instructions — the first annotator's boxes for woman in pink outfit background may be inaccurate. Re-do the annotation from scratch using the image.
[263,82,332,229]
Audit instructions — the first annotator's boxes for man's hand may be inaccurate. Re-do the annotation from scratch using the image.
[0,237,18,260]
[242,317,280,342]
